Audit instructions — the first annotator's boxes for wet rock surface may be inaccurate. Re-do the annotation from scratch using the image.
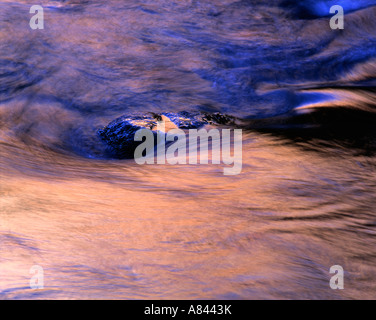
[98,112,236,158]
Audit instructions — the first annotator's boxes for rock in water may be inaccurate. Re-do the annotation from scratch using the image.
[159,111,207,129]
[98,112,236,159]
[98,114,157,158]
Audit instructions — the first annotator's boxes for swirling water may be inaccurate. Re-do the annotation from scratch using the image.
[1,0,376,299]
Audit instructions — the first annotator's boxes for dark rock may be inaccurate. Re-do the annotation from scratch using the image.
[98,114,157,158]
[201,112,236,125]
[98,111,236,159]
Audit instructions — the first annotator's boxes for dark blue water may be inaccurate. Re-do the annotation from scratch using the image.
[1,0,376,299]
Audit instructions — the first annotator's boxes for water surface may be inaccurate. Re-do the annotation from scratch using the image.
[1,0,376,299]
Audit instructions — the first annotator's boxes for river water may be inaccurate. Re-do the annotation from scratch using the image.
[1,0,376,299]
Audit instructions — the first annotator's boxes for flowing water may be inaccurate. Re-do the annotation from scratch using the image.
[1,0,376,299]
